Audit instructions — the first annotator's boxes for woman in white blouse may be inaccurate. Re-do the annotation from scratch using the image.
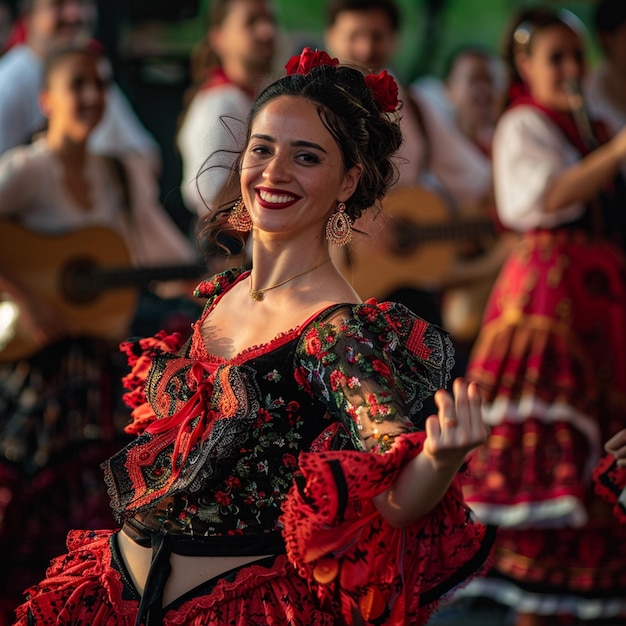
[0,43,199,621]
[458,7,626,626]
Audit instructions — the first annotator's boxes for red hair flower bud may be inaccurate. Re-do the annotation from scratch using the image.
[285,47,339,75]
[364,70,399,112]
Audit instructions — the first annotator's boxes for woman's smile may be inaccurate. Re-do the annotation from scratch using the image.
[256,187,301,209]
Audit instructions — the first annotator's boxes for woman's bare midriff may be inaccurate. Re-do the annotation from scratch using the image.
[117,528,273,606]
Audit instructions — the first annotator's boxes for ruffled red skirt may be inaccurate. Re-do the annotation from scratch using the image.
[461,230,626,612]
[15,433,494,625]
[14,530,335,626]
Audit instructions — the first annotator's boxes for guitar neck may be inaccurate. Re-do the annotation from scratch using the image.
[403,218,495,243]
[95,263,207,289]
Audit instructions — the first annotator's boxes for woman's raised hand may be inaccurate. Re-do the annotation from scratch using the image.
[423,378,489,472]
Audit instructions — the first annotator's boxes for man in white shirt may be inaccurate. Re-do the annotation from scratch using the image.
[176,0,277,215]
[324,0,492,211]
[413,45,504,158]
[0,0,160,168]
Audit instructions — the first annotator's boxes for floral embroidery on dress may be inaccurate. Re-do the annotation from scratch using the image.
[105,269,454,541]
[295,299,454,450]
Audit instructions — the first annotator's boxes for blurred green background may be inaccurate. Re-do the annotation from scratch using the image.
[275,0,600,82]
[125,0,601,84]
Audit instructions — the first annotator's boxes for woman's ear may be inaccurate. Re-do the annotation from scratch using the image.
[208,26,225,58]
[339,164,363,202]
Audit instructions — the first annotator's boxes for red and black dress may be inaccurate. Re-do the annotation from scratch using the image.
[15,269,494,626]
[459,96,626,618]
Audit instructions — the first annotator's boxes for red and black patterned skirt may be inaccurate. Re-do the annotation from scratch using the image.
[461,230,626,618]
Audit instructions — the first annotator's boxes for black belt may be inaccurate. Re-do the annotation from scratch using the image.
[123,519,285,556]
[121,522,285,626]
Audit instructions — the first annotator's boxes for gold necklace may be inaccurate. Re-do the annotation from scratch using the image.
[249,259,330,301]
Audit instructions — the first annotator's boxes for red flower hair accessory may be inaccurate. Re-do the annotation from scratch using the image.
[364,70,399,112]
[285,47,339,75]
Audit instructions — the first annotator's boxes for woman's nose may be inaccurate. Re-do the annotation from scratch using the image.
[563,55,583,82]
[263,154,291,181]
[256,18,276,42]
[84,82,104,104]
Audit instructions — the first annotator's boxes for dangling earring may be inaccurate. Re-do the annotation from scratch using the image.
[228,197,253,232]
[325,202,352,245]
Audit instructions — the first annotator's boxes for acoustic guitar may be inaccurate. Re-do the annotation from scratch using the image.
[0,222,208,362]
[335,185,496,296]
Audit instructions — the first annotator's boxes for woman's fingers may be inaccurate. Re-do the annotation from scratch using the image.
[434,388,457,429]
[425,412,442,443]
[605,429,626,455]
[448,379,486,439]
[465,380,489,440]
[428,379,488,448]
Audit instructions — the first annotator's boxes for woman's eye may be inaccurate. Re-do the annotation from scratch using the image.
[297,152,320,164]
[549,52,564,65]
[250,145,271,156]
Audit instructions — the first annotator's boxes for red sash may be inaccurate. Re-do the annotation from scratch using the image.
[200,67,255,99]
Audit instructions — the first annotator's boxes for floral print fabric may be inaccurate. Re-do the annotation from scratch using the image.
[103,269,455,542]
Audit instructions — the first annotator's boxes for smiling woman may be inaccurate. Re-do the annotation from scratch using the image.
[14,48,495,626]
[240,95,361,245]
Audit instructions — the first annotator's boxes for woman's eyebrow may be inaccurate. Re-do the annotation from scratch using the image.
[292,140,327,153]
[250,134,327,153]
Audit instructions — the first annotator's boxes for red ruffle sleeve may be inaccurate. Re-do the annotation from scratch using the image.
[593,453,626,524]
[119,330,185,435]
[281,431,496,625]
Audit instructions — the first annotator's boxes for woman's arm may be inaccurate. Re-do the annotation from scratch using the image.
[373,378,488,527]
[494,109,626,230]
[297,305,485,528]
[543,127,626,213]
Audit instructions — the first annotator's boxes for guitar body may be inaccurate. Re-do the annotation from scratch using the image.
[336,186,490,299]
[0,222,138,362]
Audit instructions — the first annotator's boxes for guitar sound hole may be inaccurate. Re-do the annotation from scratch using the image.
[389,218,419,256]
[61,259,99,304]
